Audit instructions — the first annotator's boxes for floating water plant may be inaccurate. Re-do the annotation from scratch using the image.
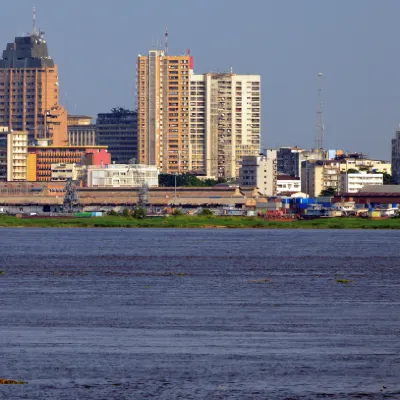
[0,271,4,275]
[0,379,26,384]
[336,279,353,284]
[249,278,270,284]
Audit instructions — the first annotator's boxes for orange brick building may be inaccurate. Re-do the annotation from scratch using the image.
[28,146,109,182]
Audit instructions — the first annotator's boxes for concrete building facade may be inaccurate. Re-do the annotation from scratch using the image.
[190,73,261,178]
[392,130,400,183]
[51,163,83,182]
[340,172,383,193]
[301,160,340,197]
[0,127,28,181]
[86,164,159,188]
[68,115,96,146]
[239,151,277,196]
[0,28,67,146]
[277,175,301,194]
[96,109,137,164]
[137,50,192,173]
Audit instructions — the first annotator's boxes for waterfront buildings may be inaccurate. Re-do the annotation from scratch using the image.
[340,172,383,193]
[277,147,328,177]
[239,151,277,196]
[277,175,301,195]
[190,73,261,178]
[301,159,340,197]
[137,50,192,173]
[51,163,83,182]
[0,127,28,181]
[86,164,159,188]
[96,109,138,164]
[68,115,96,146]
[0,27,68,146]
[28,145,109,182]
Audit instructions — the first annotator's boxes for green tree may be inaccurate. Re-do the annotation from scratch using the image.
[107,210,119,216]
[199,208,213,216]
[132,207,147,219]
[347,168,359,174]
[320,187,337,197]
[122,208,130,217]
[171,208,184,216]
[382,172,393,185]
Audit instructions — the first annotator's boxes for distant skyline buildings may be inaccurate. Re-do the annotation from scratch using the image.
[0,4,398,163]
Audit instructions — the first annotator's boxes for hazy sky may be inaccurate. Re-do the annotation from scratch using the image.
[1,0,399,160]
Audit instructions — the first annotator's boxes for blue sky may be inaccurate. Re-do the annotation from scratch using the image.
[1,0,399,160]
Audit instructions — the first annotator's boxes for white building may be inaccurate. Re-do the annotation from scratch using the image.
[340,172,383,193]
[277,175,301,194]
[190,73,261,178]
[0,129,29,182]
[86,164,159,188]
[51,163,84,182]
[239,150,277,196]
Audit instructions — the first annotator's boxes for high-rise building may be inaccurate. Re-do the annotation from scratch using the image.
[68,115,96,146]
[190,73,261,178]
[0,23,67,146]
[239,151,277,196]
[96,108,138,164]
[391,130,400,184]
[137,50,193,173]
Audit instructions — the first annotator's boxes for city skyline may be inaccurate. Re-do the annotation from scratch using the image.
[0,0,398,160]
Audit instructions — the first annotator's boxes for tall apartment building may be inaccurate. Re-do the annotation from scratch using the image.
[0,27,67,146]
[301,160,340,197]
[0,127,28,181]
[239,150,277,196]
[68,115,96,146]
[96,109,138,164]
[137,50,192,173]
[190,73,261,178]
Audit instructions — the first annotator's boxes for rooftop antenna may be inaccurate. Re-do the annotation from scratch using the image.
[165,26,169,55]
[316,72,325,150]
[32,6,37,35]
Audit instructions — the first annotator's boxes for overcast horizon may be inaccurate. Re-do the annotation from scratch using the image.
[1,0,398,160]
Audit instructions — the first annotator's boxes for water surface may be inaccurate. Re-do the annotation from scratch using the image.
[0,228,399,399]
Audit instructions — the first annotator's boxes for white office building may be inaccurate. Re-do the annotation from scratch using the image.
[86,164,159,188]
[340,172,383,193]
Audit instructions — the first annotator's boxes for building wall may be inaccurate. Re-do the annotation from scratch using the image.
[27,153,37,181]
[87,164,159,188]
[301,160,340,197]
[277,147,302,177]
[51,163,82,182]
[137,51,191,173]
[68,125,96,146]
[7,131,28,181]
[0,33,67,145]
[83,149,111,166]
[239,151,277,196]
[96,110,137,164]
[67,115,92,126]
[191,73,261,178]
[277,177,301,194]
[29,145,108,182]
[340,173,383,193]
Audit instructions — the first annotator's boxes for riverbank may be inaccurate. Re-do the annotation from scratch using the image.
[1,215,400,229]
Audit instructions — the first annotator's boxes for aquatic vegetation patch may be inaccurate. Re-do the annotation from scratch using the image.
[336,279,353,284]
[249,278,270,284]
[0,379,26,384]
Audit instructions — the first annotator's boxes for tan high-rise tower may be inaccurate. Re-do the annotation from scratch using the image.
[0,17,67,146]
[137,50,192,173]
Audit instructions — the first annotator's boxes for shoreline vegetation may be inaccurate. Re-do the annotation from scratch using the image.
[1,215,400,229]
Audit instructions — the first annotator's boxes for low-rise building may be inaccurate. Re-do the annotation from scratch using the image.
[239,151,277,196]
[51,163,84,182]
[86,164,159,188]
[28,145,109,182]
[277,175,301,194]
[339,158,391,175]
[339,172,383,193]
